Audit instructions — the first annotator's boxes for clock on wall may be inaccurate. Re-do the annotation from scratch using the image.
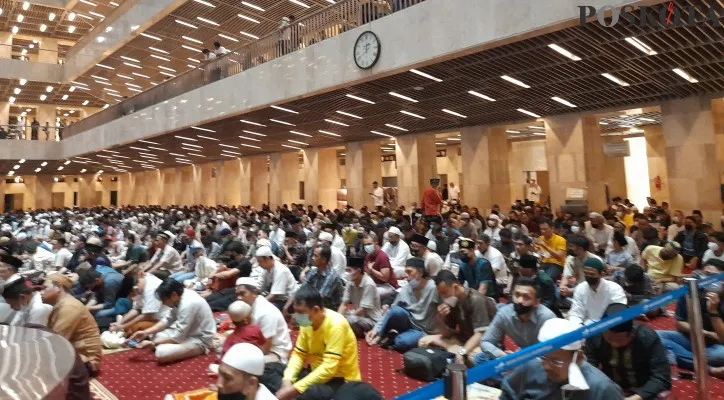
[353,31,381,70]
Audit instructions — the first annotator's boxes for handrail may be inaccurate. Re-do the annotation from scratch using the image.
[64,0,426,139]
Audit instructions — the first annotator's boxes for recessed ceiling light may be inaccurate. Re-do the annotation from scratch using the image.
[35,168,41,172]
[242,130,266,137]
[40,94,47,101]
[80,0,97,6]
[318,130,340,137]
[69,86,76,92]
[57,166,64,171]
[140,32,162,41]
[551,96,577,107]
[517,108,541,118]
[126,83,142,88]
[120,56,140,63]
[371,130,393,138]
[506,130,520,134]
[325,118,350,126]
[639,117,656,122]
[182,35,203,44]
[218,33,239,42]
[95,80,112,86]
[672,68,698,83]
[385,123,408,131]
[89,11,104,18]
[447,138,461,141]
[187,152,206,157]
[196,16,219,26]
[103,104,110,109]
[107,92,123,98]
[467,90,495,101]
[190,126,215,133]
[238,14,260,23]
[239,136,261,142]
[599,121,609,125]
[187,58,201,63]
[289,130,312,137]
[18,78,27,86]
[13,88,20,95]
[158,66,176,72]
[270,118,295,126]
[345,94,375,104]
[501,75,531,88]
[625,37,657,56]
[527,125,545,130]
[22,2,30,10]
[48,12,56,21]
[175,135,197,141]
[68,26,76,33]
[110,1,119,6]
[282,144,303,150]
[441,109,467,118]
[91,75,109,81]
[240,31,259,39]
[288,139,308,145]
[39,24,47,32]
[175,19,198,29]
[116,74,133,80]
[11,26,19,34]
[131,72,150,79]
[400,110,425,119]
[62,94,68,100]
[240,119,265,127]
[289,0,310,8]
[194,0,216,7]
[181,143,203,149]
[219,144,238,149]
[149,46,169,54]
[271,105,298,114]
[409,69,442,82]
[104,88,119,93]
[240,143,262,149]
[241,1,265,11]
[46,85,54,92]
[335,110,362,119]
[547,44,582,61]
[601,73,630,86]
[151,54,171,62]
[222,151,242,156]
[123,62,143,69]
[389,92,418,103]
[17,14,24,22]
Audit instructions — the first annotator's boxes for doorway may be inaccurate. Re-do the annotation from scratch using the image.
[52,193,65,208]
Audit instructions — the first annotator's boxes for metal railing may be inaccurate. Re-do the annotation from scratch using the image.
[64,0,426,139]
[0,124,64,141]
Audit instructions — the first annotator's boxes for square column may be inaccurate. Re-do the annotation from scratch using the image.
[645,125,670,204]
[36,106,56,141]
[0,101,8,128]
[160,168,178,206]
[302,149,320,207]
[601,136,628,199]
[118,173,134,206]
[221,158,245,206]
[77,175,97,208]
[0,33,11,59]
[304,148,340,210]
[544,115,607,211]
[662,97,720,222]
[249,156,269,208]
[395,134,438,208]
[37,39,58,64]
[269,152,300,208]
[345,141,381,209]
[460,126,511,210]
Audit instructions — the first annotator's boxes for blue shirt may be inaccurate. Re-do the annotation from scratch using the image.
[458,257,496,298]
[96,265,125,311]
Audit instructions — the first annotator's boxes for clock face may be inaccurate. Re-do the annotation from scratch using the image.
[354,31,380,70]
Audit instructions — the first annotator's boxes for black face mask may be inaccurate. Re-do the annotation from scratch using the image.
[513,302,533,316]
[567,249,576,256]
[586,276,601,288]
[459,253,470,264]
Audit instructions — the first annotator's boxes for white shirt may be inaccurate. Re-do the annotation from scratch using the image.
[31,247,56,273]
[381,240,411,268]
[703,249,724,264]
[3,292,52,327]
[667,224,685,242]
[254,384,277,400]
[568,279,627,326]
[263,261,296,300]
[563,252,602,284]
[204,52,217,61]
[483,226,501,244]
[149,244,183,273]
[482,246,507,284]
[330,246,347,276]
[269,227,286,250]
[584,222,615,251]
[53,247,73,269]
[448,186,460,200]
[605,236,640,263]
[423,250,443,277]
[526,184,541,202]
[160,289,216,349]
[372,187,384,207]
[134,274,168,319]
[214,46,229,57]
[251,296,292,363]
[332,233,346,252]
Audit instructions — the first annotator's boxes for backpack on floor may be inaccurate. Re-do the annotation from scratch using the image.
[403,348,453,381]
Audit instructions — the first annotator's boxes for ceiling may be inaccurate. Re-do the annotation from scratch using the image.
[2,0,724,178]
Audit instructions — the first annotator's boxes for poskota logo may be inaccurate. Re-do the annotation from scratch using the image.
[578,1,721,27]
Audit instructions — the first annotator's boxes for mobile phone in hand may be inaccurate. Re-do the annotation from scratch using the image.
[127,340,138,348]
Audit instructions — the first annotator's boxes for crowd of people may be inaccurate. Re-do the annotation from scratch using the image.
[1,180,723,399]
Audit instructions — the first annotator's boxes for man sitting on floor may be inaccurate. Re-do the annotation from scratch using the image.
[41,274,103,375]
[585,303,671,400]
[222,301,266,356]
[256,246,296,311]
[501,318,623,399]
[110,268,167,336]
[217,343,278,400]
[79,265,129,330]
[641,242,684,294]
[130,279,216,364]
[362,232,398,304]
[472,276,556,366]
[340,256,382,338]
[277,286,361,400]
[568,258,627,326]
[418,270,493,366]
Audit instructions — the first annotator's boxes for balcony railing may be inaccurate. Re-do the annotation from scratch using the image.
[64,0,426,139]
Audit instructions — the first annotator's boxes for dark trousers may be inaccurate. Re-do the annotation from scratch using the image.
[541,263,562,283]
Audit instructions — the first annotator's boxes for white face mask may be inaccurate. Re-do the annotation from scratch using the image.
[487,220,496,227]
[364,244,375,254]
[571,226,580,234]
[709,242,719,252]
[443,296,458,307]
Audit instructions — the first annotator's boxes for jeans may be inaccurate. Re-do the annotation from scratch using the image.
[169,271,195,283]
[657,330,724,370]
[375,305,424,352]
[541,263,562,282]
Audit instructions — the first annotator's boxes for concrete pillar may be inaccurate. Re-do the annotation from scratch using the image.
[0,101,9,128]
[0,32,11,59]
[395,134,438,208]
[714,99,724,188]
[302,149,319,207]
[34,175,54,210]
[645,125,670,204]
[661,97,720,222]
[318,148,340,210]
[601,136,628,199]
[36,105,56,141]
[77,175,96,207]
[160,168,175,206]
[146,170,161,205]
[249,156,269,208]
[221,159,242,206]
[345,141,381,209]
[460,126,511,210]
[37,39,58,64]
[0,180,5,212]
[118,173,133,206]
[544,115,607,212]
[444,145,462,188]
[269,152,299,208]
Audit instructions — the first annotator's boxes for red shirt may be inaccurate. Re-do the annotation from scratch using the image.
[365,250,398,288]
[221,324,266,356]
[422,188,442,216]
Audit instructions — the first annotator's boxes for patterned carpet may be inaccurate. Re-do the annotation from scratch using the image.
[93,315,724,400]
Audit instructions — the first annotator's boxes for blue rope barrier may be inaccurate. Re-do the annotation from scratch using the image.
[394,272,724,400]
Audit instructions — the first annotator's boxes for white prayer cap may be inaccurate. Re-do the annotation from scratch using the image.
[255,246,273,257]
[388,226,402,237]
[537,318,589,391]
[318,232,333,243]
[236,277,261,290]
[228,300,252,322]
[222,343,265,376]
[427,240,437,252]
[16,232,27,241]
[256,238,271,248]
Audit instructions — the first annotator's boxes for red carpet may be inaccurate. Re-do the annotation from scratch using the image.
[97,316,724,399]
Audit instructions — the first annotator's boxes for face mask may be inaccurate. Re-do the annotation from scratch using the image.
[709,242,720,252]
[586,276,601,288]
[615,212,623,217]
[513,302,533,316]
[408,279,420,289]
[458,253,470,264]
[294,313,312,327]
[570,226,580,233]
[487,220,496,227]
[443,296,458,307]
[410,248,419,257]
[364,244,375,254]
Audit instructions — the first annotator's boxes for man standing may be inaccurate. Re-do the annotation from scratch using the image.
[340,257,382,338]
[525,179,542,204]
[31,118,39,140]
[130,279,216,364]
[370,181,385,209]
[41,274,103,374]
[277,286,361,400]
[421,178,443,221]
[217,343,278,400]
[448,182,460,202]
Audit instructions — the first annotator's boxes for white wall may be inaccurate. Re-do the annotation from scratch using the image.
[624,137,651,209]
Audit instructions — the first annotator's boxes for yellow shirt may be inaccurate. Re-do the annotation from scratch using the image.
[538,234,566,268]
[283,309,361,393]
[623,214,634,232]
[642,246,684,281]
